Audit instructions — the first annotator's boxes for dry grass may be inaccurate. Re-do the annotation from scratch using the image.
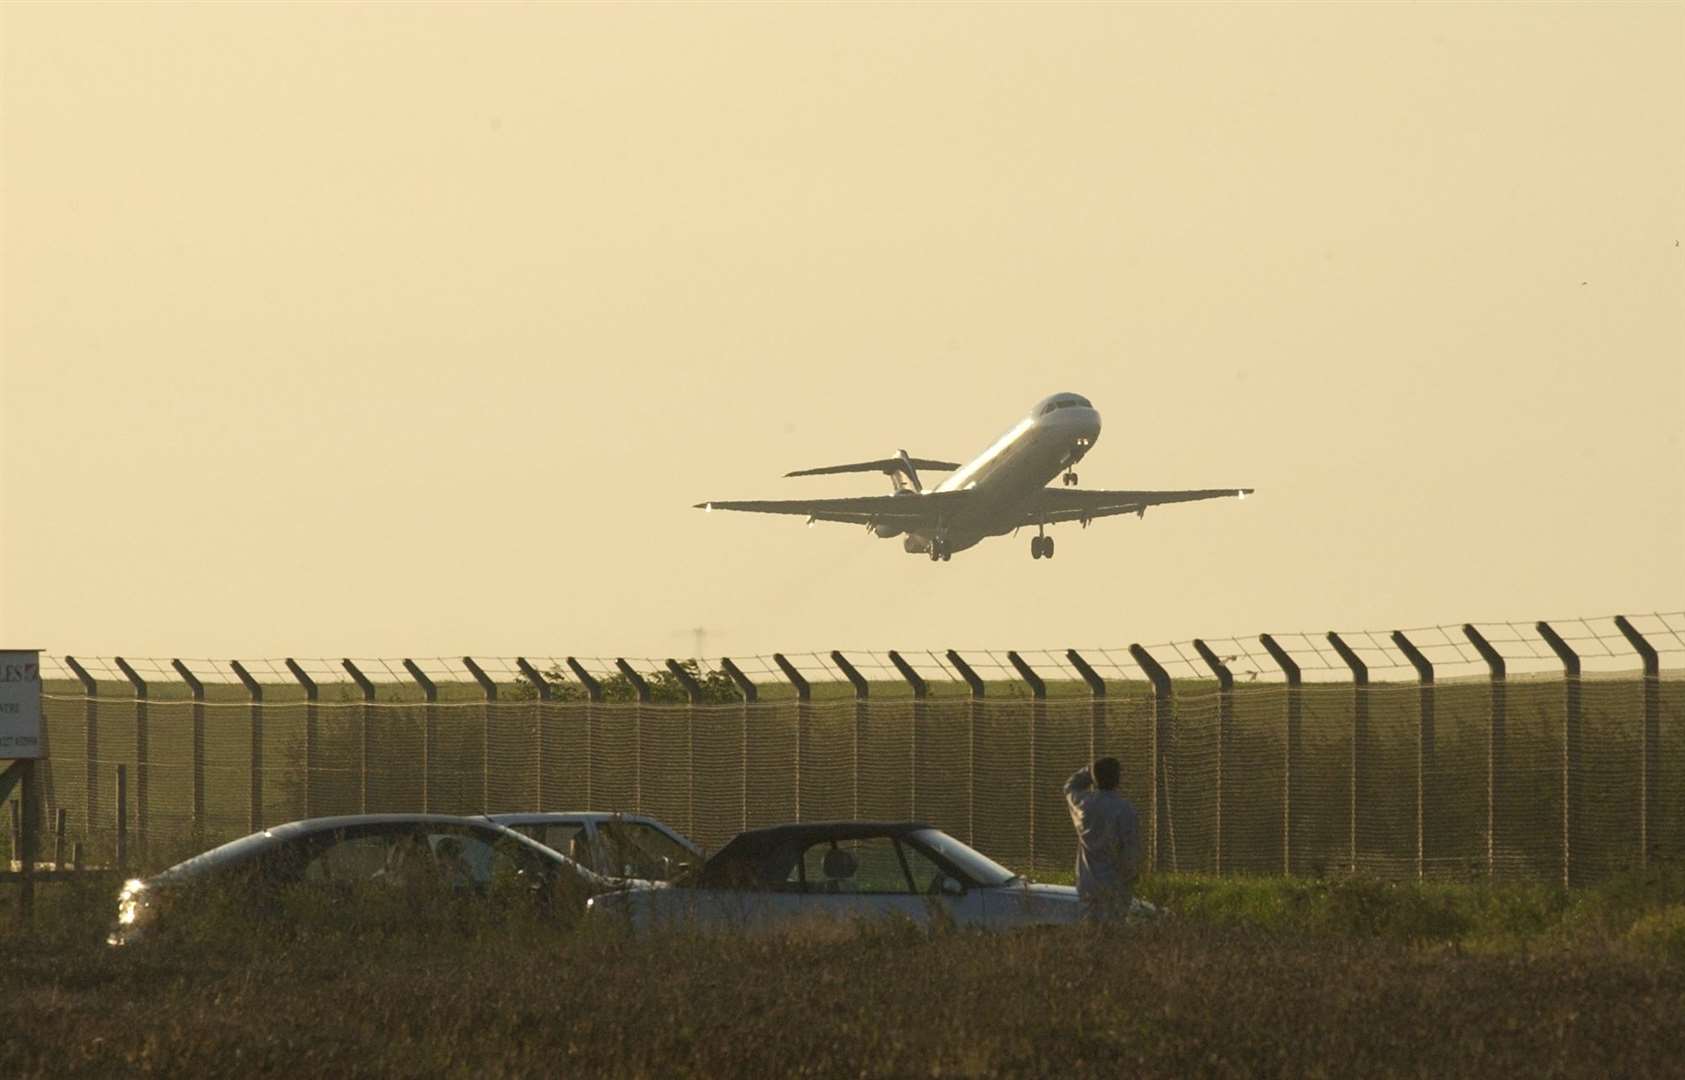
[3,870,1683,1078]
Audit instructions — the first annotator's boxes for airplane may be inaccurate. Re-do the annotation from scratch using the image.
[695,392,1253,562]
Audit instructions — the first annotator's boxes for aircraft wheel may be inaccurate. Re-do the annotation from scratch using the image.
[942,552,952,562]
[1045,536,1056,558]
[1030,536,1043,559]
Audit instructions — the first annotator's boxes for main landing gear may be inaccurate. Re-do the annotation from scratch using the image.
[928,537,952,562]
[1031,533,1055,560]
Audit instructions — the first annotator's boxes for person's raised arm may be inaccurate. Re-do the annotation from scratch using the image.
[1064,765,1093,798]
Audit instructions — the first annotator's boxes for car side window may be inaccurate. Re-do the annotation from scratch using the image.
[598,821,693,881]
[523,822,590,869]
[800,837,914,894]
[896,838,950,894]
[301,833,394,883]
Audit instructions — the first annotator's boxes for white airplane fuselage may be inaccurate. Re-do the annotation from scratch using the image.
[900,395,1102,556]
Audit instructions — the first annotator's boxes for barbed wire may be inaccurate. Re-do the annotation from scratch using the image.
[35,611,1684,691]
[33,611,1684,692]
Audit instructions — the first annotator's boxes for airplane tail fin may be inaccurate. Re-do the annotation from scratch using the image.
[786,452,960,495]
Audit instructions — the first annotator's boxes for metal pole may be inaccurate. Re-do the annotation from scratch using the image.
[114,657,149,858]
[1192,640,1234,876]
[1614,616,1660,868]
[464,657,497,814]
[888,651,928,822]
[115,764,128,876]
[720,658,757,834]
[516,658,552,812]
[946,650,983,845]
[403,660,438,813]
[1537,621,1581,888]
[615,660,651,812]
[1326,633,1367,874]
[1007,651,1045,874]
[18,763,36,924]
[1130,644,1174,873]
[1463,625,1505,880]
[64,656,98,844]
[172,660,206,842]
[342,660,376,814]
[1390,632,1433,881]
[284,659,318,820]
[1066,650,1107,762]
[666,659,704,839]
[1258,635,1301,875]
[830,651,868,820]
[566,659,602,811]
[773,654,810,821]
[230,661,264,833]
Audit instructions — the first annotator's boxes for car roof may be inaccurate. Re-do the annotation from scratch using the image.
[707,821,934,861]
[152,814,572,883]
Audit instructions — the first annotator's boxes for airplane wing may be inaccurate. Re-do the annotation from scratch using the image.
[1024,487,1253,525]
[696,490,972,527]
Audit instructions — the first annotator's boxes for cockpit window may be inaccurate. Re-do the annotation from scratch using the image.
[1040,395,1091,416]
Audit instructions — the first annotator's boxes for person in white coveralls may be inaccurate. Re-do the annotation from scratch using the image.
[1063,757,1143,919]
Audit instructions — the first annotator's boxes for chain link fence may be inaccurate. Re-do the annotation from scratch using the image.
[12,613,1683,883]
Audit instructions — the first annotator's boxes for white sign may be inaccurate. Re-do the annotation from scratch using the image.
[0,650,44,759]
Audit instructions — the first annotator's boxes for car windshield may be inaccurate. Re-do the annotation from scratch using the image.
[908,829,1017,887]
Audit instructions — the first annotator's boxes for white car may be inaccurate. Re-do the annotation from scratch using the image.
[488,812,702,884]
[586,821,1098,933]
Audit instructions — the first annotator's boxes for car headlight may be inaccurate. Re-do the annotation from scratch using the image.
[116,878,147,926]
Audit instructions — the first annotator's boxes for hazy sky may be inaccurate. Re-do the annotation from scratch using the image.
[3,3,1681,664]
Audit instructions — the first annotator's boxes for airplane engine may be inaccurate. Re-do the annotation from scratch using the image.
[902,535,928,554]
[873,524,904,540]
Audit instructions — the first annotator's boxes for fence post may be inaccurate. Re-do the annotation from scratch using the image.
[889,652,928,823]
[615,660,650,813]
[283,659,318,819]
[229,661,264,833]
[1130,644,1174,873]
[114,764,128,876]
[64,656,99,847]
[666,659,704,839]
[1192,640,1233,876]
[1065,650,1107,761]
[720,659,756,834]
[402,660,438,814]
[342,660,376,814]
[172,660,206,842]
[1390,632,1433,881]
[1614,616,1660,867]
[17,763,37,923]
[54,807,66,871]
[946,650,983,844]
[566,659,602,810]
[773,654,810,821]
[830,651,868,821]
[1463,625,1506,880]
[114,657,149,859]
[516,658,551,813]
[1007,652,1045,874]
[464,657,498,814]
[1536,621,1582,888]
[1326,633,1367,874]
[1258,635,1300,876]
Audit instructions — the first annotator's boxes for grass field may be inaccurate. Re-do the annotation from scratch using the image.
[3,867,1681,1077]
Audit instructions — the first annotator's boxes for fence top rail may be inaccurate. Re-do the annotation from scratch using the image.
[34,612,1682,689]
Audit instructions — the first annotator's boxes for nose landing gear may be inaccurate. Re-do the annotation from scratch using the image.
[1062,470,1079,487]
[1030,533,1055,560]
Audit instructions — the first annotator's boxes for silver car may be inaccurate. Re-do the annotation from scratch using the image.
[586,821,1092,933]
[111,814,611,945]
